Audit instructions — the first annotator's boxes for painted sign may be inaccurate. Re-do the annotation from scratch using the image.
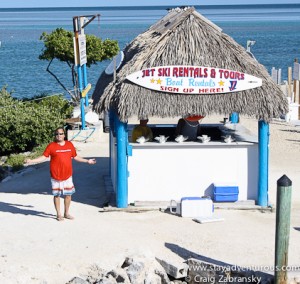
[78,34,87,66]
[126,66,262,94]
[73,34,87,66]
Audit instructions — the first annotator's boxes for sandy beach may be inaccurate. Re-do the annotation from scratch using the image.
[0,115,300,284]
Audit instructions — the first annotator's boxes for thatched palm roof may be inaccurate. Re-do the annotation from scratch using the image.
[92,6,288,122]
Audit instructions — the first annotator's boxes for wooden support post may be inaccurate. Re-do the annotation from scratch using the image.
[271,67,278,83]
[275,175,292,284]
[278,68,282,84]
[288,67,292,100]
[296,81,300,119]
[295,81,300,105]
[293,59,299,115]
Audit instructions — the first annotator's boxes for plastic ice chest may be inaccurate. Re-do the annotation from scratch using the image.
[213,184,239,202]
[180,197,213,218]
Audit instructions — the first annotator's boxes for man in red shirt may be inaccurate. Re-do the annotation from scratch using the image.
[25,127,96,221]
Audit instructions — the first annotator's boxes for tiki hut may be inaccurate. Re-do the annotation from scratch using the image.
[92,7,288,208]
[93,6,288,122]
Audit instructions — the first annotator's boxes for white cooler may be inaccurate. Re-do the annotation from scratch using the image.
[170,197,213,218]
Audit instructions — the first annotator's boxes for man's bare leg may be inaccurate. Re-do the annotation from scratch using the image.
[64,195,74,220]
[54,196,63,221]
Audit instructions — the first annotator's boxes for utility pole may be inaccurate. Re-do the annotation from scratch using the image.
[73,14,99,129]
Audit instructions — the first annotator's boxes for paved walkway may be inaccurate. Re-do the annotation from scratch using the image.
[0,122,300,284]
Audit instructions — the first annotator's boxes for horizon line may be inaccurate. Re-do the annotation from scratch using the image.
[0,3,300,9]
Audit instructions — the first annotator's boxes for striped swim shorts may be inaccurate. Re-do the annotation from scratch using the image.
[51,176,75,196]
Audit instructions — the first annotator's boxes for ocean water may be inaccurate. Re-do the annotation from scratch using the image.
[0,4,299,99]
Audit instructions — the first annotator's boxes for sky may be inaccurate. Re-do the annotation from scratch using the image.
[0,0,300,8]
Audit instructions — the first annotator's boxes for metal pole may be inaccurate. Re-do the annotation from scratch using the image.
[275,175,292,284]
[73,15,99,129]
[82,64,89,106]
[73,16,86,129]
[78,66,86,129]
[258,120,269,206]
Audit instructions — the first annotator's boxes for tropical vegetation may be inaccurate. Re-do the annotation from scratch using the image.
[39,27,119,102]
[0,26,119,174]
[0,87,73,156]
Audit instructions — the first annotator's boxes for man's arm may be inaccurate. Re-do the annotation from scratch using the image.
[25,155,48,165]
[73,155,96,165]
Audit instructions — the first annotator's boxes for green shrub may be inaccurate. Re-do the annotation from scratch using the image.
[6,154,26,171]
[1,142,49,174]
[0,87,73,155]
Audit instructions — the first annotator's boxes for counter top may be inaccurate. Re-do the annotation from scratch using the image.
[219,123,258,143]
[130,141,256,148]
[130,123,258,147]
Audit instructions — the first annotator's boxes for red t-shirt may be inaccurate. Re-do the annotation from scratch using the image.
[43,141,77,181]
